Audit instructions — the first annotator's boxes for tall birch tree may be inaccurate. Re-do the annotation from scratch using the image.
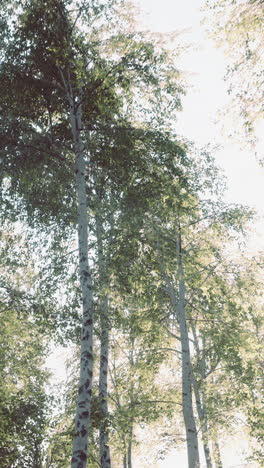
[0,2,185,466]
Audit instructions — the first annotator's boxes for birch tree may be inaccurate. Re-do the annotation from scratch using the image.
[0,2,186,466]
[107,142,202,467]
[114,136,259,466]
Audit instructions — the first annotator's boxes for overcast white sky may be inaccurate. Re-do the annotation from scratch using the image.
[136,0,264,227]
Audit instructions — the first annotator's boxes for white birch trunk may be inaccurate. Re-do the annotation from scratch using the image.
[69,91,94,468]
[157,232,200,467]
[191,328,213,468]
[99,303,111,468]
[176,230,200,468]
[126,342,135,468]
[213,440,223,468]
[192,375,213,468]
[95,212,111,468]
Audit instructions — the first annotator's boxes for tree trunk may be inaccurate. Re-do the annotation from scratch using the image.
[127,424,133,468]
[157,230,200,468]
[95,212,111,468]
[98,303,111,468]
[213,440,223,468]
[190,328,213,468]
[176,229,200,468]
[192,376,213,468]
[69,89,94,468]
[123,454,127,468]
[122,434,127,468]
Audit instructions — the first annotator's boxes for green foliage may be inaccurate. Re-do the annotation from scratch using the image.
[205,0,264,143]
[0,0,185,228]
[0,307,50,468]
[0,0,263,465]
[0,227,53,467]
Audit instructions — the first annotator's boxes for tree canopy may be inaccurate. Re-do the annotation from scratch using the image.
[0,0,263,467]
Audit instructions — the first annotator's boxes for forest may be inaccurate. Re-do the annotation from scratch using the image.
[0,0,263,467]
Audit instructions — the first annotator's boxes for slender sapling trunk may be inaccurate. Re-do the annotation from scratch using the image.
[127,424,133,468]
[176,229,200,468]
[192,375,213,468]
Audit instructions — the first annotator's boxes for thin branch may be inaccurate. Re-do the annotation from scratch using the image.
[133,399,183,407]
[155,347,182,355]
[165,326,195,344]
[22,144,69,164]
[59,248,79,259]
[204,357,221,378]
[182,212,220,229]
[187,262,220,304]
[185,260,220,281]
[69,2,85,35]
[164,327,182,342]
[140,346,182,355]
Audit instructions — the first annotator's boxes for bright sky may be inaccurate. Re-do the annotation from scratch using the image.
[137,0,264,224]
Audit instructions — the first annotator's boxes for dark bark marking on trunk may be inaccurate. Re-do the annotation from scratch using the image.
[80,451,87,461]
[80,427,88,438]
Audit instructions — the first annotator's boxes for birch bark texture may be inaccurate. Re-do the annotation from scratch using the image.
[191,328,213,468]
[176,229,200,468]
[192,374,213,468]
[68,88,94,468]
[95,212,111,468]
